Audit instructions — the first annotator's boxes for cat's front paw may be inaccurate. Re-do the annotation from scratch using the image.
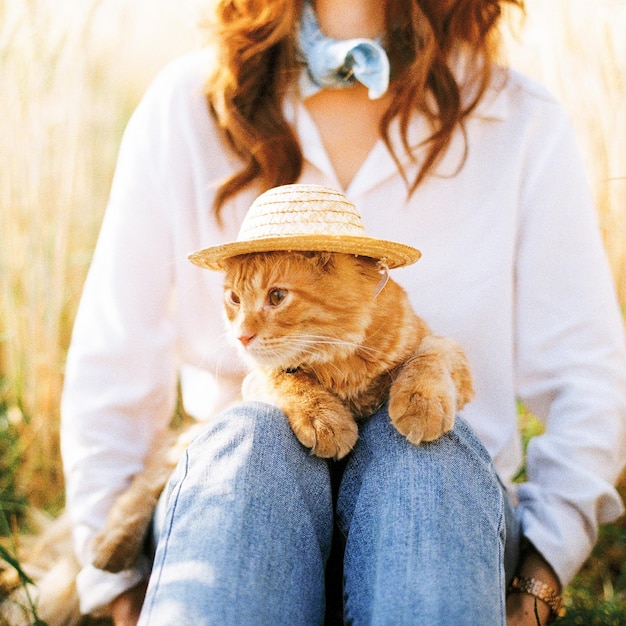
[287,399,358,460]
[388,376,456,445]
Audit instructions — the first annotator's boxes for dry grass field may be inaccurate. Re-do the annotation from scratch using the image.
[1,0,625,623]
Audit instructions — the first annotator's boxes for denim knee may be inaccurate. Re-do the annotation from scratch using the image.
[337,408,508,625]
[143,401,334,625]
[339,408,503,524]
[179,401,333,530]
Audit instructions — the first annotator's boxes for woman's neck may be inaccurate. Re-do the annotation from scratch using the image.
[312,0,386,40]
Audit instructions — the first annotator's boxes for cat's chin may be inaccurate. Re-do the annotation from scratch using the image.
[238,347,299,371]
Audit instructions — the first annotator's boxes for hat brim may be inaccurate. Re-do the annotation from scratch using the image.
[188,234,421,271]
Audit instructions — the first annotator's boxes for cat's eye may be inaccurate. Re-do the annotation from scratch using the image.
[227,290,240,305]
[268,288,287,307]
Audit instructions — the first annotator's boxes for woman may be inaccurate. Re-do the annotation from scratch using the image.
[61,0,626,624]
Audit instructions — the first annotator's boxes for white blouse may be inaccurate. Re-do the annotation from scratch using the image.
[61,49,626,613]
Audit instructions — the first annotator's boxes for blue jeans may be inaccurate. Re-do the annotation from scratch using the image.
[139,402,519,625]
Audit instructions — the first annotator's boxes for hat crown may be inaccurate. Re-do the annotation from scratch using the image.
[238,184,366,242]
[188,183,421,271]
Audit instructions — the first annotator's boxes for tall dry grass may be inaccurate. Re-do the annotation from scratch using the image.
[0,0,625,509]
[0,0,199,506]
[503,0,626,309]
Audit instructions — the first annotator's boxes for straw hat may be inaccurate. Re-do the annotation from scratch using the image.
[188,184,421,271]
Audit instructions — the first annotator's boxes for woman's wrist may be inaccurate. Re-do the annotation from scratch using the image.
[506,540,563,624]
[508,576,562,622]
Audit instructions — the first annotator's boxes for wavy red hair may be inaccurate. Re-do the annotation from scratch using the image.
[205,0,524,220]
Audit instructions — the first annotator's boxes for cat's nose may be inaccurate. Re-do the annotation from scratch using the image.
[238,334,256,347]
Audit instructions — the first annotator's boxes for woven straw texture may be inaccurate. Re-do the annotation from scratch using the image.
[188,184,421,271]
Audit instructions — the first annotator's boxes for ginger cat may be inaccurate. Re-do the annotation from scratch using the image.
[225,250,474,459]
[91,248,474,573]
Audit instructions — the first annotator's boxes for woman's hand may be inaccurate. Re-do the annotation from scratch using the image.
[506,545,562,625]
[507,591,552,625]
[110,581,147,626]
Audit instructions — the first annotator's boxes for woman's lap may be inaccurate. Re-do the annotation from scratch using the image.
[140,402,333,625]
[338,409,513,625]
[140,402,517,625]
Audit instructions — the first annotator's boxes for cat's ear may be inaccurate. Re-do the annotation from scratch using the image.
[297,251,335,270]
[313,251,334,269]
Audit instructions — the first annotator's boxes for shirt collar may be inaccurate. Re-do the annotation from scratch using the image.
[283,63,511,192]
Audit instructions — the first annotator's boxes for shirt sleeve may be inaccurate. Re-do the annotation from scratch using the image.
[61,63,184,613]
[513,102,626,586]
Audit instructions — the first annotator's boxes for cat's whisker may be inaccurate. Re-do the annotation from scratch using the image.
[286,334,389,359]
[195,331,229,370]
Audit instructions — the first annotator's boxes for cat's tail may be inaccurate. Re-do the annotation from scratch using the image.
[0,510,82,626]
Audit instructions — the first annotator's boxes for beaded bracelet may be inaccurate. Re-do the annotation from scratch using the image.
[508,576,563,623]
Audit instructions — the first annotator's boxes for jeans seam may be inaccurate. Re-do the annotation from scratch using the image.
[498,483,507,624]
[141,450,190,621]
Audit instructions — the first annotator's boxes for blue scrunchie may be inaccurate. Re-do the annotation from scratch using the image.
[298,1,390,100]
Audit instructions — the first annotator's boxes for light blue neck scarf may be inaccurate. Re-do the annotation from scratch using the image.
[297,1,390,100]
